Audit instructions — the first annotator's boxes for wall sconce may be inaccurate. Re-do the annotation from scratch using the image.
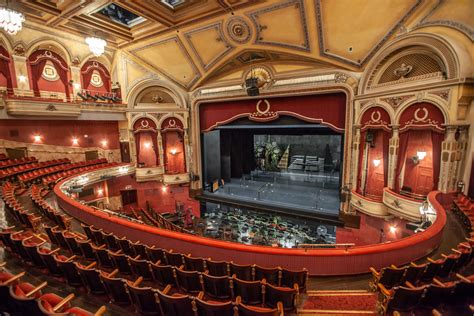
[457,180,465,194]
[372,159,381,167]
[101,139,108,148]
[72,137,79,146]
[144,142,151,149]
[412,151,427,165]
[96,187,103,196]
[33,134,42,143]
[73,83,81,90]
[170,149,178,155]
[161,185,167,193]
[389,225,397,234]
[18,75,26,83]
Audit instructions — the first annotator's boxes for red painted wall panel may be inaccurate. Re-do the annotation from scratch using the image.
[0,119,120,149]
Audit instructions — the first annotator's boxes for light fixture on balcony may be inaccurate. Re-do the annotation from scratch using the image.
[0,6,24,35]
[85,37,106,57]
[144,142,151,149]
[412,151,427,165]
[170,148,178,155]
[33,134,41,143]
[71,137,79,146]
[372,159,381,167]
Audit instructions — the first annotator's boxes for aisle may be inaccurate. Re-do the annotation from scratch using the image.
[298,290,377,315]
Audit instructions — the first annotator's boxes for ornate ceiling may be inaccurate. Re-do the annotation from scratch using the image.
[9,0,474,91]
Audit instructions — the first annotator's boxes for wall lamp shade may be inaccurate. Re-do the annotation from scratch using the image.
[416,151,427,160]
[372,159,381,167]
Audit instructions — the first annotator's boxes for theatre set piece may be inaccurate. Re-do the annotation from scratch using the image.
[0,1,473,315]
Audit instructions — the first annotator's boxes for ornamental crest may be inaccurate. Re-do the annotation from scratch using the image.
[250,99,278,120]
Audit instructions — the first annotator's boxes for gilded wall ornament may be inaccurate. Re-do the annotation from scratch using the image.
[381,95,412,109]
[226,17,252,44]
[393,63,413,78]
[430,90,449,101]
[13,44,25,56]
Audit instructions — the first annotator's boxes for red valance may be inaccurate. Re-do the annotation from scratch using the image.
[199,93,347,132]
[360,106,391,132]
[399,102,445,133]
[161,117,184,131]
[133,118,157,131]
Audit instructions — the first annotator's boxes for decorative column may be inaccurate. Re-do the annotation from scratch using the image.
[454,126,469,189]
[438,125,458,193]
[157,131,164,169]
[70,65,82,100]
[183,129,190,173]
[129,130,137,164]
[387,125,399,189]
[350,125,361,191]
[12,54,31,94]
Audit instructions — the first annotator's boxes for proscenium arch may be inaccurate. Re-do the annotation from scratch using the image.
[25,38,73,66]
[127,79,187,109]
[359,32,461,95]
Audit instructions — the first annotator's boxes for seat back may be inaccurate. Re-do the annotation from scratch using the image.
[230,262,253,281]
[90,227,105,245]
[56,259,83,287]
[104,233,120,251]
[164,251,184,267]
[254,266,280,285]
[419,284,454,309]
[126,283,160,315]
[118,238,132,254]
[77,240,96,260]
[128,257,152,280]
[93,247,114,269]
[176,269,202,294]
[150,262,177,288]
[387,286,425,312]
[202,273,231,300]
[156,290,194,316]
[75,264,106,295]
[183,255,206,272]
[421,260,444,282]
[37,250,63,277]
[265,282,297,311]
[400,264,426,284]
[100,274,131,305]
[193,297,234,316]
[132,242,147,258]
[280,268,308,291]
[438,255,459,277]
[206,259,229,277]
[377,266,405,289]
[109,252,132,274]
[235,299,279,316]
[146,246,166,263]
[231,277,263,305]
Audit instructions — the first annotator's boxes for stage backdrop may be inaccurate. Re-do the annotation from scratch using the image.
[199,93,346,133]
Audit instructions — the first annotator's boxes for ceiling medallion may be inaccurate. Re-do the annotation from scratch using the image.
[85,37,107,57]
[226,17,252,44]
[0,7,24,35]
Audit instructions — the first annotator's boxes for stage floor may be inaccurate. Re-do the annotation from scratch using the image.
[210,169,340,217]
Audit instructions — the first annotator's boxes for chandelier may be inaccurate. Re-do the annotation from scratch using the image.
[0,7,24,35]
[85,37,106,57]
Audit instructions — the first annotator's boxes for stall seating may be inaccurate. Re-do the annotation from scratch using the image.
[0,156,37,170]
[0,158,69,182]
[453,194,474,239]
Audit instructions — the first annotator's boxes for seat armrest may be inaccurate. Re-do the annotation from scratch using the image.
[49,248,61,255]
[377,283,391,296]
[94,306,107,316]
[52,293,75,312]
[3,271,26,285]
[405,281,416,289]
[432,278,445,287]
[163,284,172,295]
[277,301,284,316]
[455,273,471,282]
[85,262,97,269]
[451,248,462,254]
[197,291,204,300]
[369,267,379,277]
[25,281,48,297]
[132,277,143,287]
[427,257,437,263]
[109,269,119,278]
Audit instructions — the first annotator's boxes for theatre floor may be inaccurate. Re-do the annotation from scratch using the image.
[0,190,470,315]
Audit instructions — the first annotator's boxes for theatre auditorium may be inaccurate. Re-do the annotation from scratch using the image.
[0,1,473,315]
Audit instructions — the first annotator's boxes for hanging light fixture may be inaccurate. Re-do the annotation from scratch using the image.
[0,5,24,35]
[85,36,106,57]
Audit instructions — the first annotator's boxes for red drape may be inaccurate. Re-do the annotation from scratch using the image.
[135,132,141,166]
[356,130,367,193]
[395,132,410,192]
[30,59,48,97]
[382,130,390,187]
[431,131,444,190]
[56,65,70,99]
[0,47,13,94]
[81,69,94,92]
[97,68,111,92]
[151,132,159,166]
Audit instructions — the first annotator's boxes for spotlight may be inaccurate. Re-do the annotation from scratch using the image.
[372,159,381,167]
[72,137,79,146]
[33,135,41,143]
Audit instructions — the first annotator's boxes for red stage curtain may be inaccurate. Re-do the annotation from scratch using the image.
[356,130,367,193]
[56,65,70,99]
[81,69,94,93]
[97,68,111,92]
[431,131,444,190]
[395,132,410,192]
[382,130,390,186]
[135,132,141,165]
[0,47,13,94]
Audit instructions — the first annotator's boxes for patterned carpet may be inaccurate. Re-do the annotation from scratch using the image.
[299,290,377,315]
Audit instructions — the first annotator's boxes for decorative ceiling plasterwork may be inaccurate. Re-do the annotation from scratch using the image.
[414,0,474,40]
[130,36,200,88]
[315,0,423,67]
[184,22,234,70]
[248,0,311,52]
[226,17,253,44]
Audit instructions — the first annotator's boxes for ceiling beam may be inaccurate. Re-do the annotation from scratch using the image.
[71,16,134,41]
[17,0,61,15]
[46,0,107,27]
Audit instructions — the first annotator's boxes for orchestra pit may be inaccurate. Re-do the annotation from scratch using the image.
[0,1,473,315]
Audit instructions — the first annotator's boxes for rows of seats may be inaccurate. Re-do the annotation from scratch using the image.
[0,156,37,169]
[30,184,72,230]
[42,159,115,187]
[453,194,474,239]
[0,158,69,182]
[2,182,41,230]
[0,153,7,161]
[0,253,105,315]
[377,273,473,315]
[1,176,307,315]
[18,158,108,185]
[1,225,289,316]
[136,207,191,234]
